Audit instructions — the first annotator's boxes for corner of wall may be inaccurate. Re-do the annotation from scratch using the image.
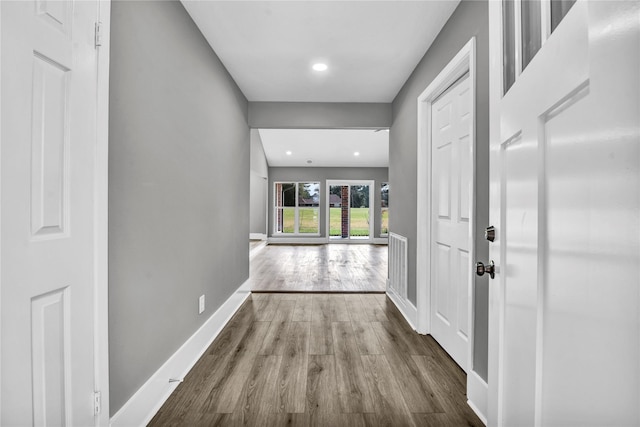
[109,280,251,427]
[386,287,418,331]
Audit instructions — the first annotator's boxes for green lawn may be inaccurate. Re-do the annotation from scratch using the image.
[279,208,318,234]
[330,207,370,237]
[298,208,319,233]
[277,207,372,236]
[279,209,295,233]
[381,207,389,234]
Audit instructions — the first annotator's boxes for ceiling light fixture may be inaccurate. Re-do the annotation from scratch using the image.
[354,152,360,156]
[286,151,292,155]
[312,63,328,72]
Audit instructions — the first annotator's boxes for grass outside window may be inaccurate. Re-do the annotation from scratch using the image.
[381,208,389,235]
[298,208,319,234]
[330,207,370,237]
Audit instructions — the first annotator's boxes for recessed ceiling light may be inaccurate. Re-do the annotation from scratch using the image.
[354,152,360,156]
[286,151,292,155]
[312,63,328,72]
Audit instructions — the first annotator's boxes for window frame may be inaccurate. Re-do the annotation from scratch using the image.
[502,0,576,95]
[273,181,321,236]
[380,182,389,237]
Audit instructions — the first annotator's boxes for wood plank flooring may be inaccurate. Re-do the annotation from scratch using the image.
[249,240,263,250]
[149,293,483,427]
[250,244,387,292]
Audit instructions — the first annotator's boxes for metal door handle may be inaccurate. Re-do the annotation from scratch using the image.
[485,225,496,242]
[476,261,496,279]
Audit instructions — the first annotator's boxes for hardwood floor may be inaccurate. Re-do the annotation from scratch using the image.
[250,244,387,292]
[249,240,264,251]
[149,293,483,427]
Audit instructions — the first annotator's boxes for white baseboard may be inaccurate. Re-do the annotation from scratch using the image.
[249,233,267,240]
[109,279,252,427]
[386,283,418,331]
[266,237,387,245]
[268,237,328,244]
[467,370,489,426]
[326,238,388,245]
[250,240,267,258]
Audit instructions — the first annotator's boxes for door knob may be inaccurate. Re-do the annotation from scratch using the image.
[476,260,496,279]
[485,225,496,242]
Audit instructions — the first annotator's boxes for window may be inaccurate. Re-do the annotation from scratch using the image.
[349,185,370,239]
[274,182,320,234]
[381,182,389,236]
[297,183,320,233]
[550,0,576,32]
[502,0,576,95]
[503,0,516,93]
[521,0,542,70]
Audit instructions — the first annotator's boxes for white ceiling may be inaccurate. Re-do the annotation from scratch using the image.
[259,128,388,167]
[181,0,460,103]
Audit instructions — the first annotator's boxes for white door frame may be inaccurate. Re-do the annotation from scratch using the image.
[264,176,269,238]
[416,37,486,420]
[0,2,3,419]
[94,1,111,424]
[416,37,476,336]
[326,179,375,243]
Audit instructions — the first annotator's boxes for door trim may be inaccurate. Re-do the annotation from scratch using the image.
[0,2,3,419]
[95,1,111,424]
[416,37,485,418]
[487,3,502,423]
[264,176,269,238]
[416,36,476,336]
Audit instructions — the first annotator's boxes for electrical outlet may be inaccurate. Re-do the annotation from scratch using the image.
[198,295,205,314]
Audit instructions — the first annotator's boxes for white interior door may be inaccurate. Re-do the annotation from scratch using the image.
[488,1,640,425]
[1,1,103,425]
[430,73,472,371]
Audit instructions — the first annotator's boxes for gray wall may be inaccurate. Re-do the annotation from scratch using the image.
[249,102,392,129]
[250,129,268,235]
[268,167,388,239]
[108,0,249,415]
[390,0,489,380]
[250,129,269,177]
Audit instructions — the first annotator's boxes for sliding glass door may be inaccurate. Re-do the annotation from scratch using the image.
[349,185,370,239]
[327,181,373,241]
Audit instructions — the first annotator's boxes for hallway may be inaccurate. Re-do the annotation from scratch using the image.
[149,293,483,426]
[250,245,388,292]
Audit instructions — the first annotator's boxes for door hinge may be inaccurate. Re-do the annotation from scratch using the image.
[93,391,102,416]
[94,22,103,49]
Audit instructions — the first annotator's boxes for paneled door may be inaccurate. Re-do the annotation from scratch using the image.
[430,73,472,371]
[487,1,639,425]
[1,1,104,425]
